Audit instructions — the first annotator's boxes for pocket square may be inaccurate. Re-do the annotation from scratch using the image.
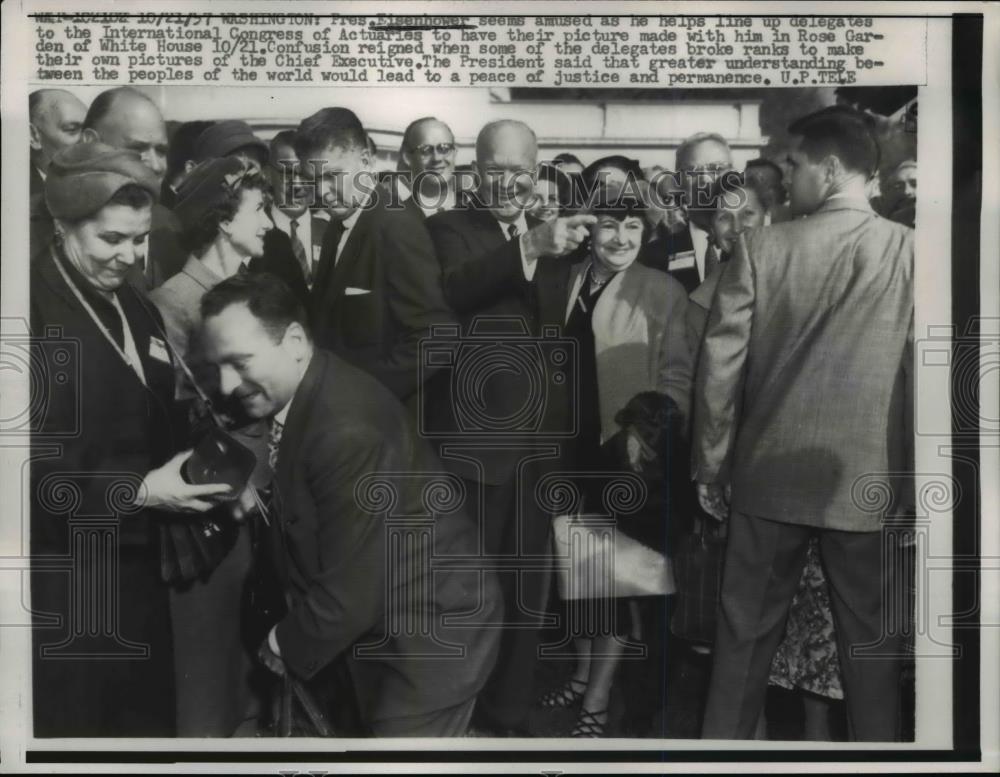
[344,287,371,296]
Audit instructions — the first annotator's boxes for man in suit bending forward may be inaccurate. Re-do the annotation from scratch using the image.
[200,274,501,736]
[693,106,914,741]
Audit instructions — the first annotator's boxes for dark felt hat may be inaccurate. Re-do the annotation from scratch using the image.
[45,141,160,221]
[193,120,268,163]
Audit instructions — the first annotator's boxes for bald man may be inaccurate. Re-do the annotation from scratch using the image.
[425,120,596,735]
[29,90,87,261]
[76,87,184,287]
[29,89,86,197]
[82,86,169,184]
[398,117,458,219]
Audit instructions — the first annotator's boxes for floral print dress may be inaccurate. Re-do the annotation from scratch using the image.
[769,538,844,700]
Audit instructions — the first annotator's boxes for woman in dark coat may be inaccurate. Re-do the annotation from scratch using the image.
[30,142,230,737]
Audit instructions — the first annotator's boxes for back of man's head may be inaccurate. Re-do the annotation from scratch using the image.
[788,106,879,179]
[294,107,366,161]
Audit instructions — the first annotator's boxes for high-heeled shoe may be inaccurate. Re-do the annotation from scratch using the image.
[570,707,608,737]
[537,678,587,710]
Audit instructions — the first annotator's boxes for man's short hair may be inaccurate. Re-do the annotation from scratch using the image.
[675,132,731,171]
[294,107,366,161]
[269,129,297,161]
[165,120,213,179]
[788,106,880,178]
[401,116,451,151]
[552,152,583,168]
[201,272,309,342]
[82,86,153,132]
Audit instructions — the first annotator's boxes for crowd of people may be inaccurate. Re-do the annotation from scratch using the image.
[27,85,916,740]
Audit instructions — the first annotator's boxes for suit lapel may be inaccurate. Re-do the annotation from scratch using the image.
[564,260,589,325]
[325,206,371,298]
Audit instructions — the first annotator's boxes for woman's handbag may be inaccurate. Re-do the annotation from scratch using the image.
[552,513,675,600]
[670,516,728,645]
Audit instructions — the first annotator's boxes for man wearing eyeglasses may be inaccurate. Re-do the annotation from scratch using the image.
[645,132,734,293]
[398,117,459,219]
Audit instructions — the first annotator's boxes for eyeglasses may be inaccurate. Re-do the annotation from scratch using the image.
[411,143,456,157]
[687,163,732,175]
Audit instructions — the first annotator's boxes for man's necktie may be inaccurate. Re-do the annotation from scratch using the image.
[327,219,347,266]
[507,223,519,241]
[267,418,284,473]
[289,218,310,283]
[704,242,721,278]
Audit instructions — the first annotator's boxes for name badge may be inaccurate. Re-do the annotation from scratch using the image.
[149,336,171,364]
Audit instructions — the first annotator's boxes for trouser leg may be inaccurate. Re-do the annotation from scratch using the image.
[818,527,903,741]
[701,512,810,739]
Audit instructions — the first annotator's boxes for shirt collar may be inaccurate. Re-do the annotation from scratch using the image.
[273,398,292,426]
[496,211,529,239]
[336,189,372,232]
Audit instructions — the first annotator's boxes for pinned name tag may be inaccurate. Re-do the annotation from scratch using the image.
[668,250,696,270]
[149,336,171,364]
[344,287,371,296]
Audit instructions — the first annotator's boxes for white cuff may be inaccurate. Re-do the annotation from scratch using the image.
[518,233,537,281]
[267,625,281,657]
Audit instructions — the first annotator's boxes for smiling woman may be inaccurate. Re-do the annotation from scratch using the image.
[30,142,235,738]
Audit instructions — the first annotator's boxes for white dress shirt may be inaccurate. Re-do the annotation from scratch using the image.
[492,212,535,281]
[689,222,710,283]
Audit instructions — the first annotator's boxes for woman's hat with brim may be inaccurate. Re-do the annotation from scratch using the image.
[172,156,251,233]
[45,141,160,221]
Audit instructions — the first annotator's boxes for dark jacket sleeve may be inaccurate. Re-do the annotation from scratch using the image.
[367,210,457,400]
[275,426,399,679]
[427,215,529,315]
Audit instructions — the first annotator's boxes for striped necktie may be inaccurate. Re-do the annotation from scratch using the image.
[268,419,284,472]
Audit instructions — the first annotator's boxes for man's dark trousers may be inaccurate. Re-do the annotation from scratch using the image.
[702,511,904,741]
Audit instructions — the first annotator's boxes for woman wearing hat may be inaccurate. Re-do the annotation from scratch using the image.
[149,156,275,737]
[531,188,693,736]
[30,142,232,737]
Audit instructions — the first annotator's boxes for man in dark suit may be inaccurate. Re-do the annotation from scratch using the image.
[640,132,734,292]
[693,106,913,741]
[78,86,187,288]
[199,274,501,736]
[294,107,456,413]
[259,129,321,304]
[425,119,597,734]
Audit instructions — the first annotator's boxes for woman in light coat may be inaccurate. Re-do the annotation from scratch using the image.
[532,191,693,736]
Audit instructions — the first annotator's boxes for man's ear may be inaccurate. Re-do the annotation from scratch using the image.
[81,127,100,144]
[29,123,42,151]
[823,154,843,184]
[283,321,310,357]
